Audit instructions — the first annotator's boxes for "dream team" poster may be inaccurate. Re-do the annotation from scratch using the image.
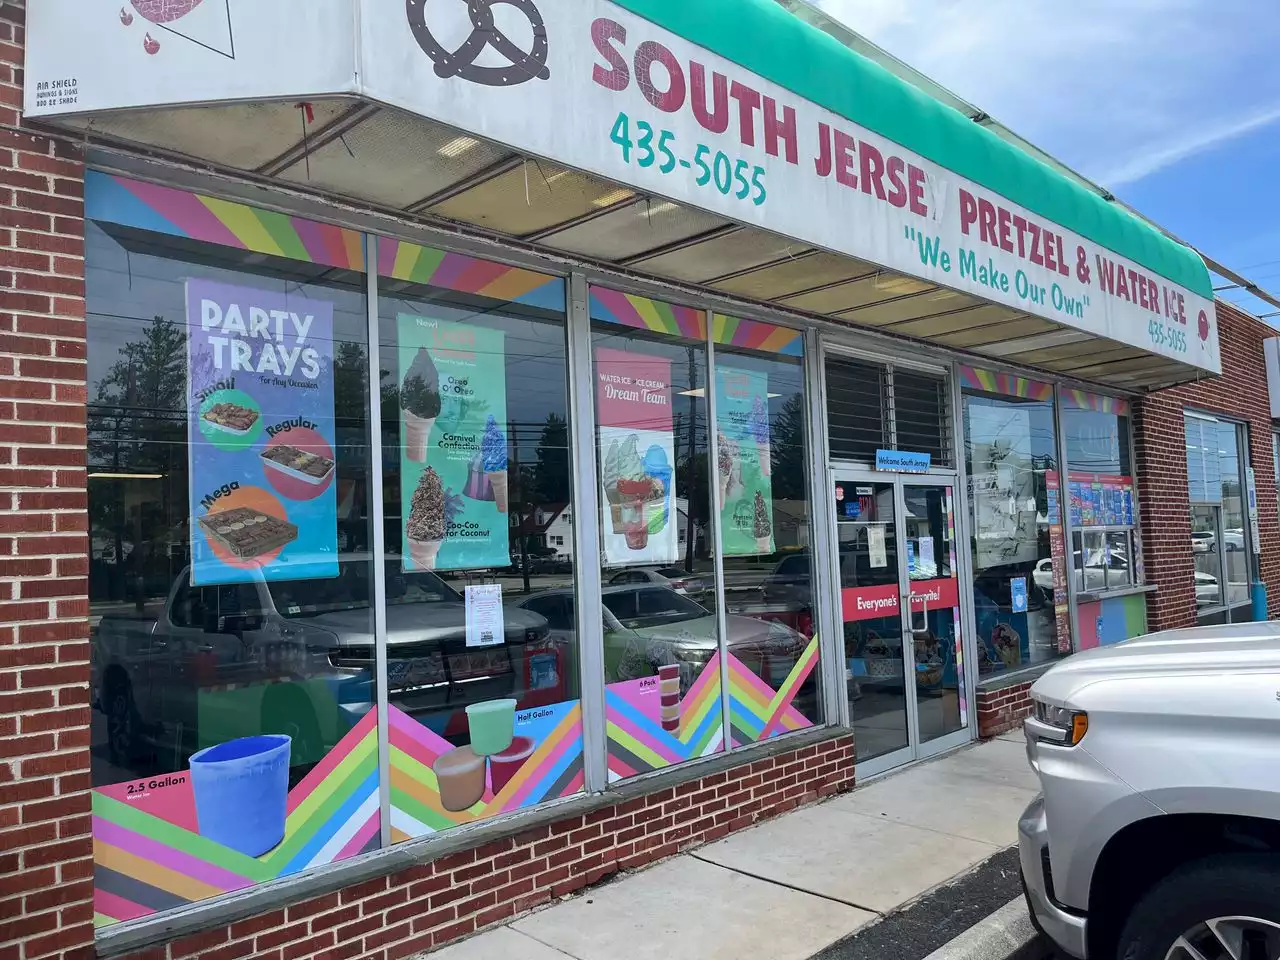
[185,279,338,586]
[596,346,677,567]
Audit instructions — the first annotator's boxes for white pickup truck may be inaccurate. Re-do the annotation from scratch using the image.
[92,558,561,778]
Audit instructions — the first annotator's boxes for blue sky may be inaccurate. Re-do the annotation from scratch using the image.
[815,0,1280,320]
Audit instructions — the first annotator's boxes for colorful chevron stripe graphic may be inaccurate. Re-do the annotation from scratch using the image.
[958,365,1053,401]
[85,172,365,270]
[589,287,708,341]
[377,237,565,311]
[712,314,804,357]
[1062,388,1129,415]
[605,658,724,779]
[92,710,380,927]
[388,702,584,842]
[727,638,820,746]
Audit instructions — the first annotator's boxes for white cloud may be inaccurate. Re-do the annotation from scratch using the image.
[812,0,1280,189]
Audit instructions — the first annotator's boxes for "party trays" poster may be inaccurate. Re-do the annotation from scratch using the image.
[186,280,338,586]
[715,365,774,556]
[596,346,678,567]
[398,314,509,571]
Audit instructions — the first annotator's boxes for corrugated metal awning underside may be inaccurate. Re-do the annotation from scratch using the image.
[63,99,1207,392]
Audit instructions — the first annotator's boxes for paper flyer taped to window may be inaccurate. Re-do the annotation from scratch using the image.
[465,583,504,648]
[918,536,935,573]
[868,525,887,568]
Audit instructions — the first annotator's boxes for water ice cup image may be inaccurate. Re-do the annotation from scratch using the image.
[406,466,447,569]
[401,347,441,463]
[749,396,772,478]
[433,746,486,813]
[488,735,535,794]
[481,415,509,514]
[465,698,517,756]
[188,734,291,858]
[752,490,773,553]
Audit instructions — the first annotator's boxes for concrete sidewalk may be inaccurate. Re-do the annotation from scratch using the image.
[422,730,1038,960]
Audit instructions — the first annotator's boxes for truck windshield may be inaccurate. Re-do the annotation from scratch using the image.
[267,560,462,618]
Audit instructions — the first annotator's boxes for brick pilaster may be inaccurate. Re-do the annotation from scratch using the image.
[0,2,96,958]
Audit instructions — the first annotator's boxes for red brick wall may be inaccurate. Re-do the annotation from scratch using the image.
[976,681,1033,738]
[0,2,98,959]
[114,736,854,960]
[1134,301,1280,631]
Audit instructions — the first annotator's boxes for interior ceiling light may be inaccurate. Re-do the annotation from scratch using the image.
[640,201,678,216]
[437,136,479,158]
[873,273,931,295]
[592,188,634,208]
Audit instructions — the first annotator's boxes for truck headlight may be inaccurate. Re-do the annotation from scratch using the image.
[1029,697,1089,746]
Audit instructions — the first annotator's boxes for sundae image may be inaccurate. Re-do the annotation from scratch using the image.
[406,466,447,569]
[749,396,772,478]
[481,415,509,514]
[602,439,626,533]
[614,435,655,551]
[752,490,773,553]
[401,348,441,463]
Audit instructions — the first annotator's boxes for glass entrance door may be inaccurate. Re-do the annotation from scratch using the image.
[833,472,971,775]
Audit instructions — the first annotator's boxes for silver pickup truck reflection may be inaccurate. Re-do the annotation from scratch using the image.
[91,557,560,780]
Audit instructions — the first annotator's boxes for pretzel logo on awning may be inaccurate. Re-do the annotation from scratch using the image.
[406,0,551,86]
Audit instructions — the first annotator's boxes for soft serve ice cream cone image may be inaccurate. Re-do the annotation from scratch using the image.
[752,490,773,554]
[481,415,509,513]
[602,439,626,534]
[749,396,772,478]
[401,348,441,464]
[406,466,447,569]
[717,430,734,504]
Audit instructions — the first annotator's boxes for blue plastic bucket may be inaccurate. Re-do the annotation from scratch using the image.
[189,734,291,857]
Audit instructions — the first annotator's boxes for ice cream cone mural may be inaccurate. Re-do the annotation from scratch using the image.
[401,347,441,464]
[406,467,447,569]
[481,415,509,514]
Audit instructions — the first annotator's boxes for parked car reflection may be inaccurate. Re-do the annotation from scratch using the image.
[515,583,809,696]
[90,556,558,784]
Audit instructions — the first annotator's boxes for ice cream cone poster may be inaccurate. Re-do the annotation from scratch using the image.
[715,366,775,556]
[595,346,678,567]
[398,314,509,572]
[185,279,338,587]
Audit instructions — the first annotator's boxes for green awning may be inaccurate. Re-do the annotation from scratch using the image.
[616,0,1213,300]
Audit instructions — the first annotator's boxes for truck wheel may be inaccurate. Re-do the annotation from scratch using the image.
[105,676,142,764]
[1116,854,1280,960]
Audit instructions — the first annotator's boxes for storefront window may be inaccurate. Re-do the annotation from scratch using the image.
[1063,392,1145,648]
[590,289,724,775]
[377,240,581,836]
[713,320,821,743]
[86,177,379,926]
[960,367,1070,677]
[1187,414,1252,624]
